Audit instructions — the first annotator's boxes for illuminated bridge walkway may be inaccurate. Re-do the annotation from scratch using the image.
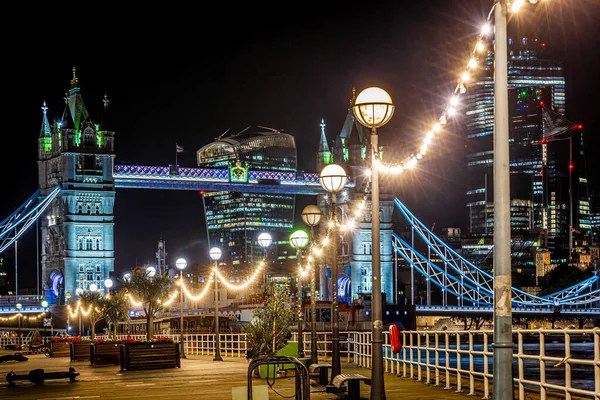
[113,164,342,194]
[1,171,599,316]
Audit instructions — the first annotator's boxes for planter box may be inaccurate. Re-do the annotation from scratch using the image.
[70,342,92,361]
[50,342,71,358]
[120,342,180,371]
[91,343,122,365]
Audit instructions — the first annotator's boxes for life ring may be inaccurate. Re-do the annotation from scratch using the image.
[389,324,402,354]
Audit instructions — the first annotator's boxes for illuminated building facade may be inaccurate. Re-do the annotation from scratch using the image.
[38,69,115,303]
[197,127,297,272]
[465,37,566,234]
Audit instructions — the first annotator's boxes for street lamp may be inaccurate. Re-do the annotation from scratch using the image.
[41,300,49,340]
[89,283,98,292]
[76,288,83,336]
[289,229,309,358]
[353,86,394,400]
[209,247,223,361]
[104,278,113,296]
[302,204,323,365]
[175,257,187,359]
[319,163,348,387]
[16,303,22,347]
[257,232,272,290]
[65,291,71,334]
[492,3,513,400]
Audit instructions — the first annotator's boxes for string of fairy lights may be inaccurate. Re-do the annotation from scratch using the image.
[0,312,46,322]
[375,0,540,175]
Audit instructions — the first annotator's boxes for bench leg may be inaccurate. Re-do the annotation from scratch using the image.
[348,380,361,400]
[319,368,328,386]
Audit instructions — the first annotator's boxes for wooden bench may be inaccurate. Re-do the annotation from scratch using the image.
[330,373,371,400]
[308,363,332,386]
[120,343,181,371]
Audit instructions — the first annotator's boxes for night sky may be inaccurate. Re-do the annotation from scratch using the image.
[2,1,599,291]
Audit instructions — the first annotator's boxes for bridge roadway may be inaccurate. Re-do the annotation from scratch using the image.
[0,350,578,400]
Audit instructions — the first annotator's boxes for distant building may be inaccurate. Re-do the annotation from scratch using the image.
[0,258,7,295]
[197,127,297,280]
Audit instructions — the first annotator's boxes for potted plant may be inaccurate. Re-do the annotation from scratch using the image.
[243,285,294,379]
[91,338,123,365]
[70,337,93,361]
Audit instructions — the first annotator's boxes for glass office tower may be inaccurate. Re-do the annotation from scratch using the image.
[464,37,566,234]
[197,127,297,272]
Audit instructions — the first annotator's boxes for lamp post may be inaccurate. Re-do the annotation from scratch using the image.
[16,303,22,347]
[301,204,323,365]
[176,257,187,359]
[353,86,394,400]
[65,291,71,335]
[104,278,113,297]
[289,229,309,358]
[492,2,513,399]
[209,247,223,361]
[76,288,83,336]
[41,300,49,340]
[257,232,272,292]
[319,163,348,386]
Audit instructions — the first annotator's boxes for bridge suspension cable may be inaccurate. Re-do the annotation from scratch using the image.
[0,186,61,253]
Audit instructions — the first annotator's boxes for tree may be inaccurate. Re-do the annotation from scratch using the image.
[104,290,131,339]
[538,264,589,297]
[244,284,294,358]
[121,269,173,340]
[79,290,106,340]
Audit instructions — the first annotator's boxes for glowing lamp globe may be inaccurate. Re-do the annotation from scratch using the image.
[65,292,71,300]
[123,272,132,282]
[209,247,222,261]
[16,303,22,310]
[76,288,83,296]
[289,230,309,249]
[104,278,113,289]
[301,204,322,228]
[89,283,98,292]
[41,300,49,308]
[258,232,272,249]
[320,164,348,193]
[146,266,157,277]
[352,87,394,129]
[175,258,187,270]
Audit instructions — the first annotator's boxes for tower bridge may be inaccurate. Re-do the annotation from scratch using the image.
[1,71,598,317]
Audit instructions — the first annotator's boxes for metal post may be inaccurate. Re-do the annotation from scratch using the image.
[214,268,222,361]
[370,126,385,399]
[296,248,305,358]
[18,314,22,347]
[493,3,514,400]
[327,193,341,385]
[310,226,318,365]
[15,240,18,304]
[179,274,186,358]
[568,135,573,258]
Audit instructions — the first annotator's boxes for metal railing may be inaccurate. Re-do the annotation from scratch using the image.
[348,328,600,400]
[6,328,597,400]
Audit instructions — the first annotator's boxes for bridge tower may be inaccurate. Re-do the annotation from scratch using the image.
[38,69,116,304]
[318,91,395,304]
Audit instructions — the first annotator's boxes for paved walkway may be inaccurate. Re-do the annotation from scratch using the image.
[0,350,476,400]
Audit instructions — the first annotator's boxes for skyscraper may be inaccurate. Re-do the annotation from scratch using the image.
[197,127,297,273]
[464,37,566,234]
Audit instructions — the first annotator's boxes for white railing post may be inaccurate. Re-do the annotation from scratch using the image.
[435,332,440,386]
[417,332,422,381]
[539,330,546,400]
[483,332,489,399]
[402,331,407,377]
[594,328,599,399]
[565,330,572,400]
[426,333,431,384]
[445,332,451,390]
[456,332,462,393]
[518,330,524,399]
[469,331,475,396]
